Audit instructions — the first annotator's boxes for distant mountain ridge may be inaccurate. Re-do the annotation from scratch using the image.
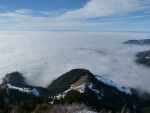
[124,39,150,45]
[124,39,150,67]
[135,50,150,67]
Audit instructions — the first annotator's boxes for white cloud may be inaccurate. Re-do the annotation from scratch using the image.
[61,0,149,19]
[0,31,150,93]
[14,9,33,15]
[0,0,149,31]
[0,9,88,31]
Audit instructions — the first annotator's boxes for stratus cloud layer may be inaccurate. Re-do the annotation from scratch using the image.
[0,0,149,31]
[0,32,150,92]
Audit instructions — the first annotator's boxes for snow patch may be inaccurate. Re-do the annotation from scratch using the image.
[31,88,40,96]
[95,76,132,95]
[52,83,87,102]
[7,84,40,96]
[88,83,103,100]
[145,56,150,59]
[70,83,86,93]
[74,109,97,113]
[7,84,31,93]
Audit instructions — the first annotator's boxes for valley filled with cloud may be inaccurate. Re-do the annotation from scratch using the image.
[0,31,149,93]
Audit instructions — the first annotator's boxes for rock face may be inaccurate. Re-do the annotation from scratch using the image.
[48,69,141,112]
[136,50,150,66]
[124,39,150,45]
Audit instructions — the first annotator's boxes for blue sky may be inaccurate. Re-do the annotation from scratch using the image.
[0,0,88,11]
[0,0,150,32]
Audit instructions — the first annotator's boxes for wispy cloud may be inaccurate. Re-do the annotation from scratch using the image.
[61,0,150,19]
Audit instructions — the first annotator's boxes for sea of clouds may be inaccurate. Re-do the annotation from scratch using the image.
[0,31,150,92]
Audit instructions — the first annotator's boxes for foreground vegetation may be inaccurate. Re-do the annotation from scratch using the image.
[0,103,140,113]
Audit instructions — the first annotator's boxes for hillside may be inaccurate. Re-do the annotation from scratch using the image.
[0,69,149,113]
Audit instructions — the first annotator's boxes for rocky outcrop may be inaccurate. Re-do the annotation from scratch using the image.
[136,50,150,66]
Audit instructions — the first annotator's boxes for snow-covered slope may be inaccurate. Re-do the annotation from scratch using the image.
[74,110,97,113]
[95,75,132,95]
